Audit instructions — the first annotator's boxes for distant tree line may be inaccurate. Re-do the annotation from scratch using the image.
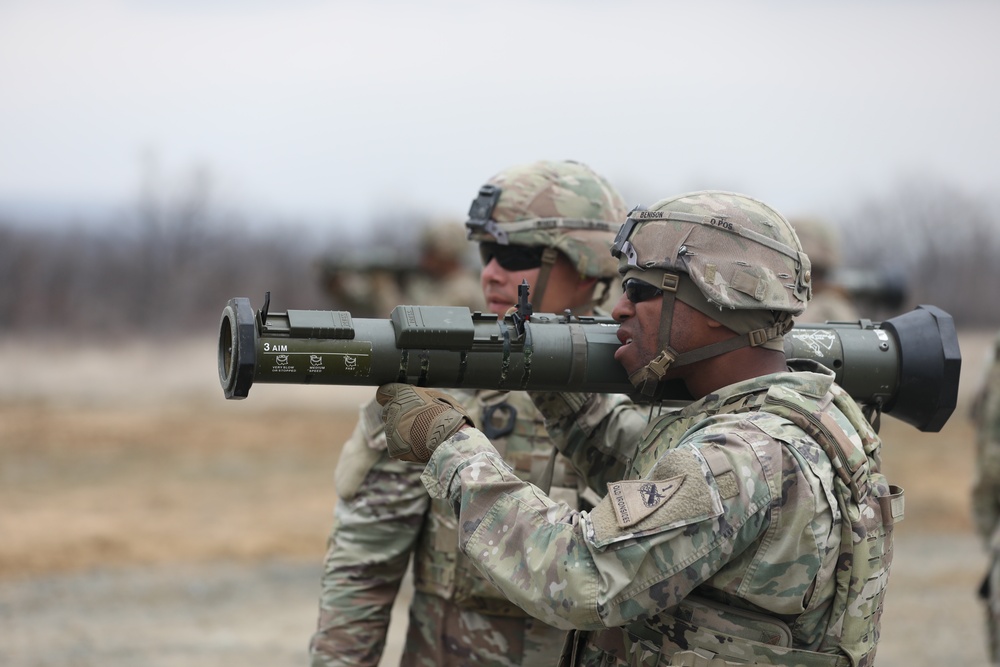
[835,178,1000,328]
[2,175,998,339]
[1,177,333,338]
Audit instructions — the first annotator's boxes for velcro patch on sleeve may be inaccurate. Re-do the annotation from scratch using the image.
[714,471,740,499]
[585,448,724,549]
[700,444,740,500]
[607,476,685,529]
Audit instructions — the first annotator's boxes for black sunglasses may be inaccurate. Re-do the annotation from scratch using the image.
[479,242,546,271]
[623,277,663,304]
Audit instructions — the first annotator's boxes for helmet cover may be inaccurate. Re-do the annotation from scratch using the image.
[612,190,811,315]
[466,159,627,279]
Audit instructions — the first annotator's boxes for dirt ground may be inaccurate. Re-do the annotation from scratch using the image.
[0,329,996,666]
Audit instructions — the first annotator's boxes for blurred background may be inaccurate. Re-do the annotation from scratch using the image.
[2,0,1000,334]
[1,1,998,666]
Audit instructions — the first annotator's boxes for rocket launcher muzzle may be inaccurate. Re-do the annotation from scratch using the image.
[218,295,960,433]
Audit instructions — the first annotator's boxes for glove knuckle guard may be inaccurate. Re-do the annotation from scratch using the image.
[376,383,471,462]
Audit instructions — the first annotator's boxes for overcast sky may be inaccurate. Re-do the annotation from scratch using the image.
[1,0,998,235]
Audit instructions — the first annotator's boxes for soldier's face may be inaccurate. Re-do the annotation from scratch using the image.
[611,286,663,375]
[480,249,595,316]
[611,288,705,379]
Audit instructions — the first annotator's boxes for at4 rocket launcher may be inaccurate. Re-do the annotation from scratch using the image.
[218,287,960,433]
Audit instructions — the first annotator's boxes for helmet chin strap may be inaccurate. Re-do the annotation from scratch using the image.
[627,270,793,397]
[628,271,681,397]
[523,247,602,317]
[529,247,560,311]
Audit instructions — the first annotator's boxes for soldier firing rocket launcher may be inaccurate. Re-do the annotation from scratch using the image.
[218,284,961,433]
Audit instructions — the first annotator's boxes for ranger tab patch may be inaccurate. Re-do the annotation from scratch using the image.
[607,476,685,528]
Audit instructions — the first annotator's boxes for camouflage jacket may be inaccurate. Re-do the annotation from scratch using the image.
[323,269,485,318]
[793,289,859,325]
[420,362,898,667]
[311,388,635,667]
[973,331,1000,547]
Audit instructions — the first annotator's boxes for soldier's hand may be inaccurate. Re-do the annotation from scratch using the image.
[375,383,473,463]
[529,391,594,421]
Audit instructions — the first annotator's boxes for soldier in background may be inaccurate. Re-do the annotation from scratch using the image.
[790,216,860,324]
[317,219,485,317]
[972,331,1000,665]
[309,160,634,667]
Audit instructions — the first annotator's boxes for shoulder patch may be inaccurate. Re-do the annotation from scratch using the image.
[608,477,685,528]
[587,448,724,548]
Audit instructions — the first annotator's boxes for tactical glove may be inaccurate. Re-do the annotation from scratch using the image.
[375,383,473,462]
[529,391,595,421]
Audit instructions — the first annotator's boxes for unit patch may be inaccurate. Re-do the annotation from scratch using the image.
[607,476,686,528]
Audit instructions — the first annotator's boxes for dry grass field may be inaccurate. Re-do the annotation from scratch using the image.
[0,329,995,666]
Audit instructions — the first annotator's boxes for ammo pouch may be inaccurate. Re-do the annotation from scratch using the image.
[570,596,848,667]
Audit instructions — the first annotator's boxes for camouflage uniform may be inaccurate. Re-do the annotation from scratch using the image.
[790,218,858,325]
[421,362,898,666]
[383,192,900,666]
[396,272,484,317]
[310,160,629,666]
[319,220,485,318]
[973,331,1000,664]
[311,390,589,666]
[796,290,858,325]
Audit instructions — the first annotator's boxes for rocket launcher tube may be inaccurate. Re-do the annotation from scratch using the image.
[218,297,960,433]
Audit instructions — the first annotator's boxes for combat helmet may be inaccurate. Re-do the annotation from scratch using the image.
[420,219,471,262]
[790,216,841,281]
[611,190,812,395]
[465,159,627,310]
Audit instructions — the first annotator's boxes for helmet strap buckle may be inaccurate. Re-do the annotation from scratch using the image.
[628,349,676,397]
[647,349,676,377]
[660,272,679,292]
[748,328,768,347]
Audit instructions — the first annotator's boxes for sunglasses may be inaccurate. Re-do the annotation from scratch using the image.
[623,277,663,304]
[479,242,547,271]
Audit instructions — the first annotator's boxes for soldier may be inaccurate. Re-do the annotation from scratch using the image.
[317,219,485,317]
[376,191,901,666]
[973,331,1000,665]
[406,221,486,312]
[789,217,859,324]
[309,160,634,667]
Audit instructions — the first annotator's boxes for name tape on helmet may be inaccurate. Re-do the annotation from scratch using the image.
[618,209,800,263]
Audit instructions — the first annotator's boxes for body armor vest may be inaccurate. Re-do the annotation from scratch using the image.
[568,375,903,667]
